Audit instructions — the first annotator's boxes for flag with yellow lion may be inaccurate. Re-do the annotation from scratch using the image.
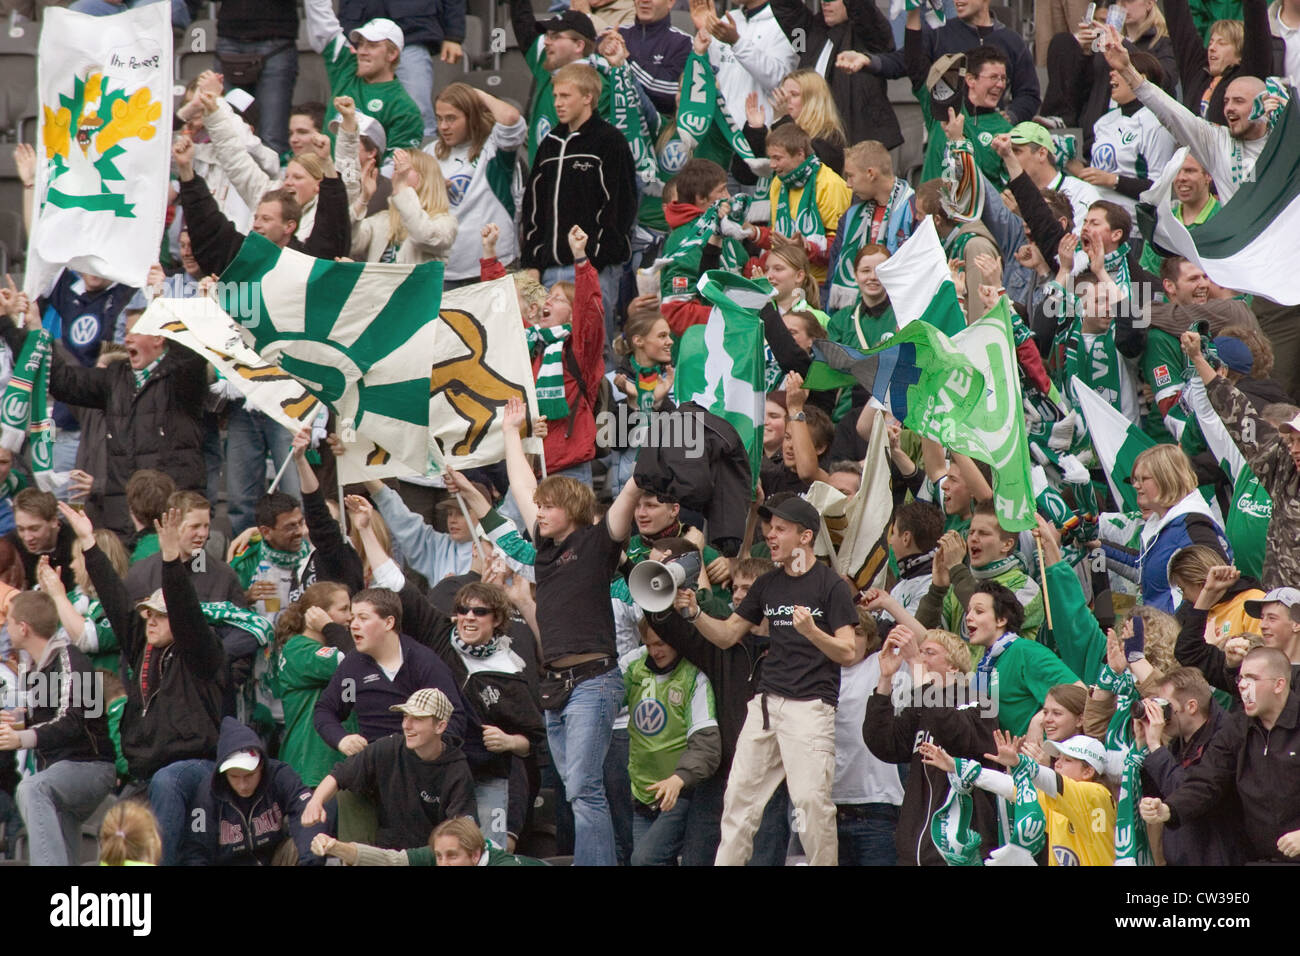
[26,4,173,296]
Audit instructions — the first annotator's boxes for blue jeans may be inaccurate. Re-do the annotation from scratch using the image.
[680,773,723,866]
[52,429,80,502]
[602,727,633,866]
[749,781,791,866]
[225,403,301,535]
[475,775,510,849]
[541,264,625,371]
[393,42,437,138]
[16,760,116,866]
[631,797,692,865]
[544,666,622,866]
[148,758,215,866]
[836,804,899,866]
[69,0,190,28]
[217,37,299,156]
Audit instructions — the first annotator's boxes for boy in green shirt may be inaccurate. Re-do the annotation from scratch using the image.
[302,5,424,159]
[919,47,1012,189]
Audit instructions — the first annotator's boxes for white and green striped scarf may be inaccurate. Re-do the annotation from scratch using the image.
[676,47,767,176]
[0,328,56,490]
[774,154,826,255]
[527,324,571,420]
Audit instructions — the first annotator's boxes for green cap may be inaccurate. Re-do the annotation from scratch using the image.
[1008,121,1054,152]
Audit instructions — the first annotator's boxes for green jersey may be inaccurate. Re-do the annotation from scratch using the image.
[987,637,1080,734]
[130,533,159,565]
[321,35,423,161]
[621,647,716,807]
[920,101,1010,189]
[1140,328,1190,442]
[827,299,897,350]
[272,635,350,787]
[106,695,128,780]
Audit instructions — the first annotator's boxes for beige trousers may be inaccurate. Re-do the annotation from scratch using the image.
[716,693,838,866]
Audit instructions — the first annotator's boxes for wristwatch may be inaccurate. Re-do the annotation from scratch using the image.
[792,412,807,422]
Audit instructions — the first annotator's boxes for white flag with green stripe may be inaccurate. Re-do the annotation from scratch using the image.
[1071,376,1154,512]
[1138,96,1300,305]
[872,215,966,336]
[673,271,768,485]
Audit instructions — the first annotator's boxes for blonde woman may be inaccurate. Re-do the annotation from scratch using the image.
[1103,444,1231,613]
[351,149,458,263]
[742,69,847,174]
[1041,0,1177,138]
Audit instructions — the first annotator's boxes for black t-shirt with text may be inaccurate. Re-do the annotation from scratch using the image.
[736,560,857,706]
[533,514,622,664]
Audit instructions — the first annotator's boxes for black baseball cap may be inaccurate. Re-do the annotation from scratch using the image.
[540,10,596,43]
[758,496,821,533]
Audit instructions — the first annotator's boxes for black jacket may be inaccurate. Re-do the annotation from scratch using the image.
[22,633,113,771]
[646,607,766,778]
[1172,573,1265,701]
[1142,699,1245,866]
[1,521,77,593]
[1165,690,1300,863]
[520,113,638,271]
[217,0,298,42]
[39,333,208,537]
[179,173,352,278]
[87,548,226,780]
[864,684,999,866]
[770,0,901,149]
[331,732,478,850]
[181,717,325,866]
[340,0,465,49]
[633,402,752,558]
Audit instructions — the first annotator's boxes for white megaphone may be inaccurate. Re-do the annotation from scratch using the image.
[628,552,703,612]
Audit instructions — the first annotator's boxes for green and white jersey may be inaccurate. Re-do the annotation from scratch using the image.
[620,647,716,807]
[427,117,527,280]
[1140,327,1190,442]
[272,635,348,787]
[321,35,424,161]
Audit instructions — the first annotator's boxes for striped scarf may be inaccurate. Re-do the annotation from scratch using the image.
[0,328,56,490]
[452,629,500,659]
[628,355,664,411]
[527,325,571,420]
[775,154,826,255]
[1097,663,1152,865]
[827,178,915,310]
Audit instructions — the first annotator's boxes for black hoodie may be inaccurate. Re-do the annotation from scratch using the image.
[180,717,325,866]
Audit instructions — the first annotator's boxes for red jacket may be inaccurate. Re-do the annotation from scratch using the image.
[480,257,605,472]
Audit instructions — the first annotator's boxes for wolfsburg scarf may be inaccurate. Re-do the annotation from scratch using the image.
[974,631,1016,695]
[202,601,275,646]
[676,47,767,175]
[828,178,915,310]
[527,324,571,420]
[775,154,826,254]
[1064,318,1122,410]
[0,328,56,490]
[653,194,754,280]
[453,629,501,659]
[932,755,1046,866]
[1097,663,1152,865]
[628,354,666,411]
[601,59,658,189]
[970,555,1024,580]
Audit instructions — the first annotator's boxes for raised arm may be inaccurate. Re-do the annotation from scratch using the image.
[605,473,645,543]
[302,0,345,53]
[501,397,539,531]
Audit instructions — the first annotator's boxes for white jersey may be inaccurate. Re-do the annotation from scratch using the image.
[1047,171,1104,235]
[1089,104,1178,219]
[427,117,527,280]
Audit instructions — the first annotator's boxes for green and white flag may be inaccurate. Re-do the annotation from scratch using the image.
[674,271,768,486]
[945,298,1036,532]
[26,4,172,296]
[1137,95,1300,305]
[872,216,967,336]
[218,233,445,475]
[1071,377,1155,512]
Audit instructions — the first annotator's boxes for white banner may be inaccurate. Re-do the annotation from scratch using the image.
[26,4,173,296]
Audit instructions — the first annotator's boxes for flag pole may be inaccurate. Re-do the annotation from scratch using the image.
[1033,529,1054,633]
[453,490,492,568]
[267,452,295,495]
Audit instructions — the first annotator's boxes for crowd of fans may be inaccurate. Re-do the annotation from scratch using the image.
[3,0,1300,867]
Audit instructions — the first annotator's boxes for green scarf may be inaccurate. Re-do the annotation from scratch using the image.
[201,601,274,647]
[827,178,913,308]
[654,194,754,283]
[1096,663,1153,865]
[0,328,55,490]
[932,755,1047,866]
[941,224,977,264]
[970,554,1024,580]
[527,324,571,420]
[628,354,665,412]
[677,48,766,175]
[602,59,658,189]
[132,353,164,391]
[1064,317,1122,411]
[774,154,826,253]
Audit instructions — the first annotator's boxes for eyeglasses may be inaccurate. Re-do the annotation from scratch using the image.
[455,605,493,617]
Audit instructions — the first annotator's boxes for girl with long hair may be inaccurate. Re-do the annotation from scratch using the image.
[352,149,457,263]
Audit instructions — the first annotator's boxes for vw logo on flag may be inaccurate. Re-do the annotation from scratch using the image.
[632,698,668,736]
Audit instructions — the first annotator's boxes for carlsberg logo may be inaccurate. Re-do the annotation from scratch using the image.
[1235,489,1271,519]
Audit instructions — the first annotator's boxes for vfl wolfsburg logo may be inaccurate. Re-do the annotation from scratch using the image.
[42,70,163,218]
[2,393,28,424]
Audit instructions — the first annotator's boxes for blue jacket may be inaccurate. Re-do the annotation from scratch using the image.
[1103,494,1230,614]
[339,0,465,49]
[621,15,693,116]
[181,718,325,866]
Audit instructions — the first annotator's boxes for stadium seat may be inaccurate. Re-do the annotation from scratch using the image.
[177,50,218,91]
[463,63,533,113]
[463,13,485,63]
